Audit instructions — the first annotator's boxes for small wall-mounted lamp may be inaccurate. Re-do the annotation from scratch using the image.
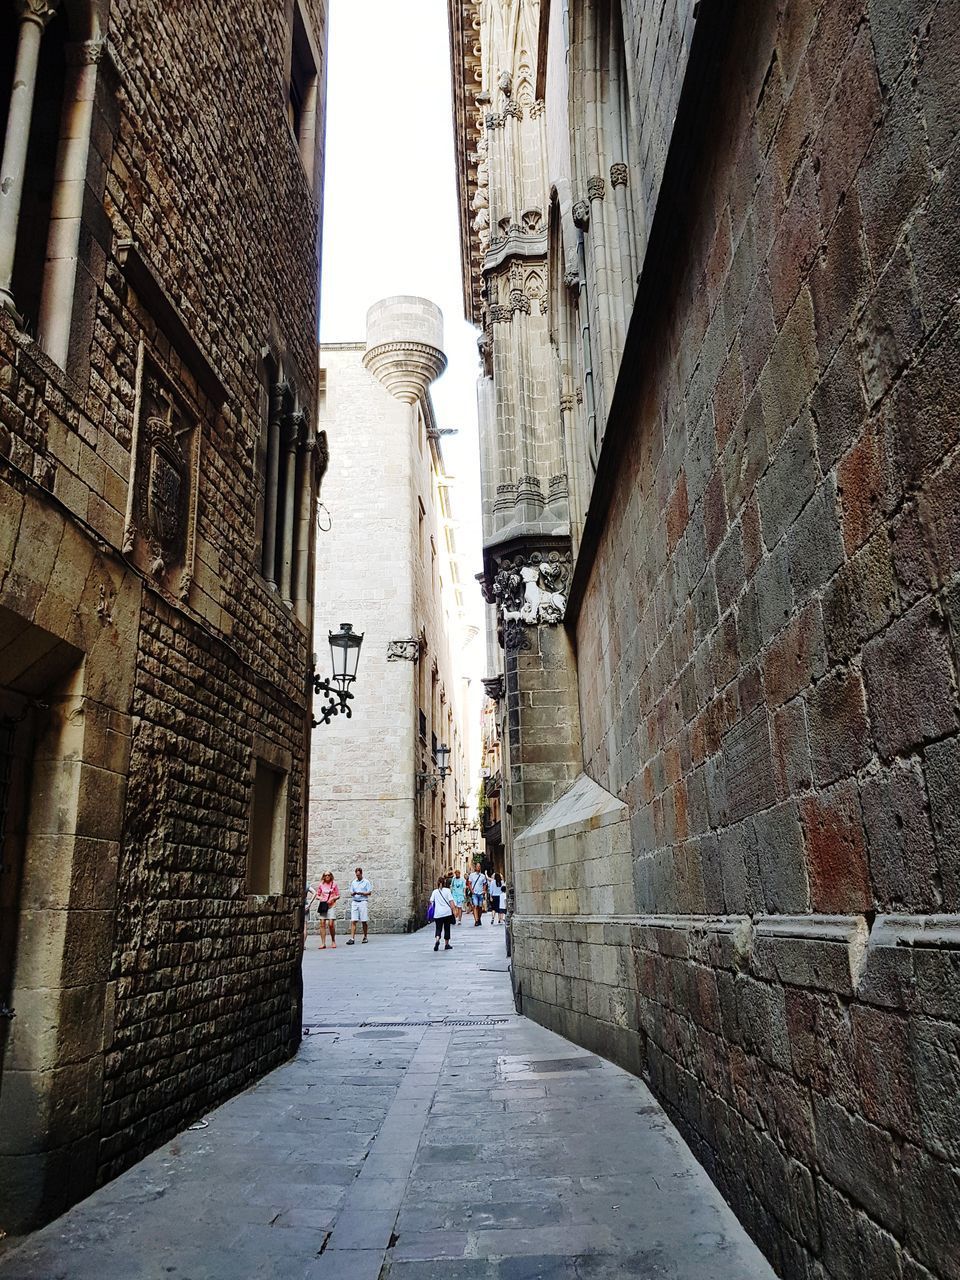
[446,801,473,839]
[417,742,451,793]
[313,622,364,726]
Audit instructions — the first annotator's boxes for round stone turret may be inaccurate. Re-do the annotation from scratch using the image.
[362,296,447,403]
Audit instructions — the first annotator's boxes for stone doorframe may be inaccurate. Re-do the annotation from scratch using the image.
[0,477,142,1231]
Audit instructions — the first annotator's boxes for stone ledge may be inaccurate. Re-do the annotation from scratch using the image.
[516,771,629,846]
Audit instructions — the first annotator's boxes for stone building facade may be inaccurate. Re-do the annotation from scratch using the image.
[0,0,327,1231]
[451,1,960,1276]
[308,298,473,933]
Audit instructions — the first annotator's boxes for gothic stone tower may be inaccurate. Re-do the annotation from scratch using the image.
[452,0,582,867]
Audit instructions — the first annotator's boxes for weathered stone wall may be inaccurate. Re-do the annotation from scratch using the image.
[309,345,419,933]
[1,0,326,1227]
[309,309,472,933]
[511,3,960,1277]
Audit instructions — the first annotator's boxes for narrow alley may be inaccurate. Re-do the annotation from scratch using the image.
[0,922,773,1280]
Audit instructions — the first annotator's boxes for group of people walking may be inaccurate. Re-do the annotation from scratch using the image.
[428,867,506,951]
[305,864,506,953]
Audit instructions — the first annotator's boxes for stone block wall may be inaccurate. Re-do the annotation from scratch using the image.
[514,2,960,1277]
[310,315,472,933]
[309,346,419,933]
[514,772,632,916]
[1,0,326,1227]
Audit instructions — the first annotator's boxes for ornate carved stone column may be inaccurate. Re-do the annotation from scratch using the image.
[38,37,106,366]
[0,0,60,315]
[293,427,328,622]
[487,548,582,842]
[279,408,304,604]
[261,379,287,587]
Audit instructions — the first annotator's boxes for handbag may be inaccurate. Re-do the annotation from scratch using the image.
[318,900,329,916]
[427,899,436,921]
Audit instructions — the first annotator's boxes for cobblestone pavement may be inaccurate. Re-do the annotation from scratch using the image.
[0,917,775,1279]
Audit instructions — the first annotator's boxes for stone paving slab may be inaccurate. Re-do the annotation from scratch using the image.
[0,916,775,1279]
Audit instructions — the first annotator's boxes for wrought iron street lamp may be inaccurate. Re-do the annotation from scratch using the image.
[446,801,472,839]
[417,741,451,793]
[313,622,364,726]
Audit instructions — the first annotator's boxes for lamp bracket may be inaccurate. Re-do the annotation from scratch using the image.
[312,677,354,727]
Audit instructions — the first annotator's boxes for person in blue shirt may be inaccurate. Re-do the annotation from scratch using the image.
[346,867,373,944]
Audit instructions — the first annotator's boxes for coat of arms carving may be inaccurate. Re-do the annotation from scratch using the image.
[124,346,200,603]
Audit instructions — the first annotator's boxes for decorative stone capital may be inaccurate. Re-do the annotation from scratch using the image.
[587,175,606,201]
[68,37,108,66]
[16,0,59,27]
[572,200,590,230]
[492,549,573,637]
[610,162,628,187]
[387,638,422,662]
[502,620,530,652]
[282,408,306,449]
[482,674,505,701]
[314,429,330,486]
[270,380,291,422]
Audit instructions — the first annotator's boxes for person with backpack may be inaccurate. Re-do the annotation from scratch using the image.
[428,875,456,951]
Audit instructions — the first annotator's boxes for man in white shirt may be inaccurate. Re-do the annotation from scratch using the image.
[346,866,373,944]
[468,867,487,926]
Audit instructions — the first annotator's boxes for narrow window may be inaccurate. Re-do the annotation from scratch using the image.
[0,5,68,336]
[247,759,288,895]
[288,5,319,188]
[418,498,425,557]
[254,363,271,567]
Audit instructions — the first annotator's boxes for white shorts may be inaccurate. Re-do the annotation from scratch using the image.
[350,901,369,923]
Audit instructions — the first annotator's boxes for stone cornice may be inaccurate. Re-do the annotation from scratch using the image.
[447,0,484,325]
[483,230,548,275]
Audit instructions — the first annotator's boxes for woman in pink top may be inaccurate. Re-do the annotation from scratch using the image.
[315,871,340,949]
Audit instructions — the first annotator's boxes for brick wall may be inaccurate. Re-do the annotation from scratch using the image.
[520,2,960,1276]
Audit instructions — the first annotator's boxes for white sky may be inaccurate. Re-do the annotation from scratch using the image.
[319,0,486,786]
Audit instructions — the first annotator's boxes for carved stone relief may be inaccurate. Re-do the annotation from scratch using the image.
[387,639,421,661]
[492,550,572,635]
[123,345,201,604]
